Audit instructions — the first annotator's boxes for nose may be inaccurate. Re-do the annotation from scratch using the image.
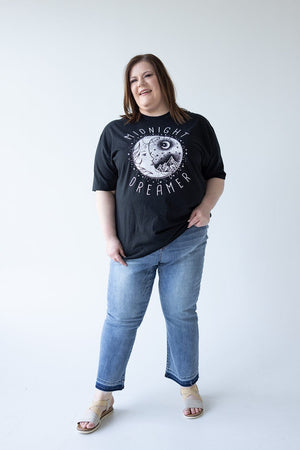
[137,77,145,88]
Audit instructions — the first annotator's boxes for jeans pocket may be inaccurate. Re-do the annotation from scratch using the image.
[193,224,209,229]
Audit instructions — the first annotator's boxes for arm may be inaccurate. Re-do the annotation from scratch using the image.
[187,177,225,228]
[95,190,127,266]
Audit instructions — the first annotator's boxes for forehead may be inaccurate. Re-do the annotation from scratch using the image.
[129,61,155,78]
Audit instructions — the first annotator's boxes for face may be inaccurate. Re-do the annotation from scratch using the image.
[129,61,168,116]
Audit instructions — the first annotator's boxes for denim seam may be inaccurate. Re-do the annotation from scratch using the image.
[165,371,199,386]
[95,381,124,391]
[165,367,199,382]
[96,375,125,385]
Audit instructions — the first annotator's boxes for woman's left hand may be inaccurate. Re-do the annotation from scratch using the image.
[187,205,211,228]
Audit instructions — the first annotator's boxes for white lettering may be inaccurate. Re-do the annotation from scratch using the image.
[165,182,175,194]
[128,172,192,196]
[124,134,135,140]
[175,178,183,188]
[157,184,163,196]
[182,172,191,182]
[124,128,190,141]
[129,177,136,186]
[136,181,143,193]
[172,128,181,136]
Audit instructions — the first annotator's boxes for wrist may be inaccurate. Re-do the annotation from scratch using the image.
[105,234,118,241]
[197,201,211,216]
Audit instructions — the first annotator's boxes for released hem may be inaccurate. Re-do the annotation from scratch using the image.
[165,371,199,387]
[95,381,124,391]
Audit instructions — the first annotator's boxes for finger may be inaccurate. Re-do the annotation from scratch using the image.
[187,211,196,222]
[113,254,127,267]
[187,217,198,228]
[116,255,127,266]
[187,211,197,227]
[119,247,127,258]
[118,248,128,266]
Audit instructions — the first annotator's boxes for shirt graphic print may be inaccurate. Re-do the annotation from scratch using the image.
[124,124,191,198]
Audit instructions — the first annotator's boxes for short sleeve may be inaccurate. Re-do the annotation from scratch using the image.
[92,125,118,191]
[201,118,226,180]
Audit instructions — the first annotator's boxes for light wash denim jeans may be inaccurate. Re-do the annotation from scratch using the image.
[95,224,209,391]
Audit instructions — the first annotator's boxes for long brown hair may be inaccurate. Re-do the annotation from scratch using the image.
[120,54,191,125]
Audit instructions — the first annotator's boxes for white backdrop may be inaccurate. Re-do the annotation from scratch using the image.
[1,1,299,449]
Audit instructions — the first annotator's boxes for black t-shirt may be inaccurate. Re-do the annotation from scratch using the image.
[92,110,226,259]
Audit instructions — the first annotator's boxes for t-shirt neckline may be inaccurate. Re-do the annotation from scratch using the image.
[140,111,171,121]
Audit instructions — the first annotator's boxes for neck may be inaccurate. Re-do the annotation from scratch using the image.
[139,104,169,117]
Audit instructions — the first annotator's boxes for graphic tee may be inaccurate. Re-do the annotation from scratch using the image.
[92,110,226,259]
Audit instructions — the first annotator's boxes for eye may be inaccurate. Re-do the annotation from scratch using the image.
[145,73,152,78]
[159,140,171,150]
[130,79,136,84]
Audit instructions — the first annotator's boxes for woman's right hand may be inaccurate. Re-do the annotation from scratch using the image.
[106,236,128,266]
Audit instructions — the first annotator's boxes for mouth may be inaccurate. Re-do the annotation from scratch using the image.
[140,90,151,95]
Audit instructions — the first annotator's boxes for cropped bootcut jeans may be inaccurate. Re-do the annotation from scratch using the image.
[95,224,208,391]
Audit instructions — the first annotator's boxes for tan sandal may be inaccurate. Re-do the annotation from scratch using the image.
[76,396,114,433]
[180,384,204,419]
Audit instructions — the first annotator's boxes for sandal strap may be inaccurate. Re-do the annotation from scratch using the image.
[182,396,203,410]
[180,385,203,410]
[77,398,112,424]
[180,384,200,399]
[89,399,111,415]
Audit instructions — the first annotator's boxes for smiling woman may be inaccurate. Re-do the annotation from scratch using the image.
[121,54,192,124]
[129,63,168,116]
[76,53,226,433]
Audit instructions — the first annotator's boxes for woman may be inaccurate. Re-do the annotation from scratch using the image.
[76,54,226,433]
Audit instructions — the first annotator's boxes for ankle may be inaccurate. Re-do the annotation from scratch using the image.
[94,389,113,401]
[180,384,199,396]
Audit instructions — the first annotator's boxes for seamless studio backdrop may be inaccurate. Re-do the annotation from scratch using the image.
[1,1,299,449]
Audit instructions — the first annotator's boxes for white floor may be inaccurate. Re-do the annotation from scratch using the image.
[2,371,299,450]
[1,266,299,450]
[2,325,299,450]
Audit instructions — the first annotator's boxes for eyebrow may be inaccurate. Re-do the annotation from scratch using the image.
[129,70,152,80]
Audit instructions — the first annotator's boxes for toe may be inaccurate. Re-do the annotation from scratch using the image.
[183,407,203,417]
[192,408,203,416]
[78,421,95,430]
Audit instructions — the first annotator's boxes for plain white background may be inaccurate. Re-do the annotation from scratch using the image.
[1,0,299,449]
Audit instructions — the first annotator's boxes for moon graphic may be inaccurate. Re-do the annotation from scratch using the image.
[132,136,183,179]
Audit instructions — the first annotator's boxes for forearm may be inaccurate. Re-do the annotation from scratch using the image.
[200,177,225,213]
[187,177,225,227]
[95,190,117,240]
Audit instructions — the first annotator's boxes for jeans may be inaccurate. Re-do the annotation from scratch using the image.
[95,224,209,391]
